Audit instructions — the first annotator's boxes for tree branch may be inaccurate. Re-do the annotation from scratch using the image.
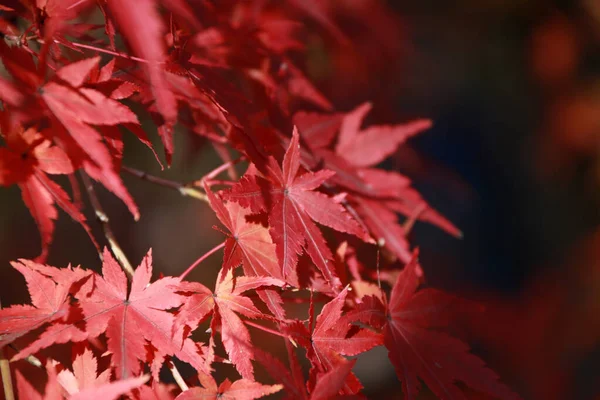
[122,166,208,202]
[80,172,135,278]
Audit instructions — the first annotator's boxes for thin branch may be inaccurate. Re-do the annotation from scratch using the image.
[122,166,208,202]
[0,348,14,400]
[167,360,189,392]
[190,157,244,187]
[80,172,135,278]
[180,241,226,280]
[48,39,152,64]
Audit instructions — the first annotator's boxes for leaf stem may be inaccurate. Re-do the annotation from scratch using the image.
[190,157,244,187]
[122,166,208,202]
[1,346,14,400]
[244,321,290,339]
[80,172,135,278]
[49,39,153,64]
[180,241,226,280]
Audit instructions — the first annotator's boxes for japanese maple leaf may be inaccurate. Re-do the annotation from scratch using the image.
[295,104,459,263]
[352,252,519,400]
[13,249,207,380]
[56,346,111,396]
[310,358,358,400]
[0,260,88,348]
[17,359,149,400]
[205,184,286,319]
[284,287,382,395]
[335,102,430,168]
[40,56,140,219]
[0,124,98,260]
[176,376,282,400]
[224,128,370,289]
[105,0,200,163]
[256,348,358,400]
[174,269,283,379]
[0,44,141,219]
[15,361,62,400]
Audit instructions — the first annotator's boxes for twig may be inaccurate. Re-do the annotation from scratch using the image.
[180,241,226,280]
[190,157,244,187]
[0,348,14,400]
[47,39,152,64]
[80,172,135,278]
[122,166,208,203]
[168,360,189,392]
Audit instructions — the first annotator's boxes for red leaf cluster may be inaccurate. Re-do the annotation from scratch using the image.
[0,1,519,399]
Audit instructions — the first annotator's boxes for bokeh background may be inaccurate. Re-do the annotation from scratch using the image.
[2,1,600,399]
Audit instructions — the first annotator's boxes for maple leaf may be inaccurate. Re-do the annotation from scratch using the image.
[353,252,519,400]
[15,361,62,400]
[335,103,431,168]
[12,249,208,380]
[16,359,149,400]
[224,128,370,289]
[254,346,308,399]
[0,44,141,220]
[56,346,111,395]
[0,123,99,260]
[296,103,460,262]
[105,0,177,125]
[310,358,358,400]
[0,259,88,349]
[284,287,382,395]
[175,376,282,400]
[40,56,140,219]
[175,269,283,379]
[70,375,149,400]
[205,184,286,319]
[105,0,200,163]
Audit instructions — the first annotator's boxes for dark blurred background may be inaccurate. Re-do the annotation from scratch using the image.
[2,1,600,399]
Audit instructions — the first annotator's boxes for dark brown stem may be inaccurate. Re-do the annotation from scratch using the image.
[80,172,135,278]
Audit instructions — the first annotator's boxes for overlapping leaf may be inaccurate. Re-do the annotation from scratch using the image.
[284,287,382,395]
[12,250,207,379]
[175,269,283,379]
[176,376,282,400]
[225,128,370,290]
[0,260,88,348]
[350,252,519,400]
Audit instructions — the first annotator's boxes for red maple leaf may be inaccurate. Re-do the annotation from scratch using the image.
[295,103,460,262]
[224,128,370,290]
[205,184,286,319]
[284,287,382,395]
[56,346,111,395]
[255,346,359,399]
[12,249,207,380]
[174,269,283,379]
[0,259,88,349]
[175,376,282,400]
[17,359,149,400]
[0,43,141,220]
[309,358,358,400]
[0,123,98,260]
[350,252,519,400]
